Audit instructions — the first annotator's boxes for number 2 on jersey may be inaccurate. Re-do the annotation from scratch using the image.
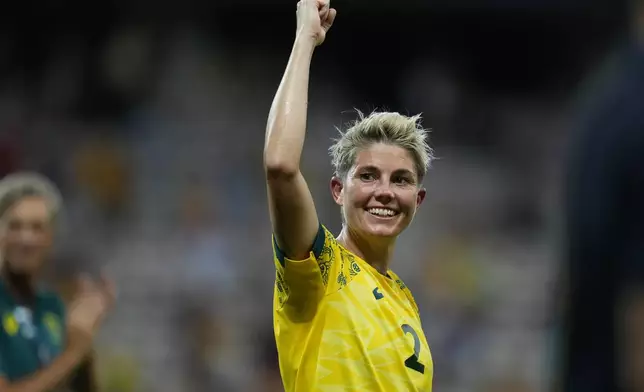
[401,324,425,374]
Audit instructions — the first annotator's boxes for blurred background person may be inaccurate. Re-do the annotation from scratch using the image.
[0,172,115,392]
[561,0,644,391]
[252,329,284,392]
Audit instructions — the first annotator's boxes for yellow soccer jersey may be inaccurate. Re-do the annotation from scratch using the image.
[273,225,433,392]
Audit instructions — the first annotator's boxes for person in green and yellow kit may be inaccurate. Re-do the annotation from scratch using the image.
[0,172,115,392]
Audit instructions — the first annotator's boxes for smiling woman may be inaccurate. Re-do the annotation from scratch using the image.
[263,1,434,391]
[328,112,432,263]
[0,172,115,392]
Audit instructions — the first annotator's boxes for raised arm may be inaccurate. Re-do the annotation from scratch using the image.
[264,0,336,260]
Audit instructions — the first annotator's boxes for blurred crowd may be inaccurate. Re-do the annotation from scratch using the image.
[0,2,631,391]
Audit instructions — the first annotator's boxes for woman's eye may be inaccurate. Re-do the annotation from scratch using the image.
[393,176,409,184]
[30,222,44,233]
[360,173,375,181]
[7,220,20,231]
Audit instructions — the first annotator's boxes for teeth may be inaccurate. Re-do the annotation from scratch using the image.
[368,208,396,217]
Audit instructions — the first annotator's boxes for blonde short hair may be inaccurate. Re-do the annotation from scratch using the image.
[329,110,433,181]
[0,172,63,222]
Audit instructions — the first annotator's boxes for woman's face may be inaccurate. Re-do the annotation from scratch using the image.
[0,196,54,276]
[331,143,426,239]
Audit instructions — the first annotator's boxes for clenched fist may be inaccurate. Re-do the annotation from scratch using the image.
[296,0,337,46]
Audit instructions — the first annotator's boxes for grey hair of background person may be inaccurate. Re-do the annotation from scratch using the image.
[0,172,65,235]
[0,172,66,269]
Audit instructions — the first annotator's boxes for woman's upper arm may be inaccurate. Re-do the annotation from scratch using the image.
[266,170,320,261]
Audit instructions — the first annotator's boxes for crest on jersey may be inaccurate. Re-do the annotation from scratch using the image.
[43,312,62,345]
[2,312,19,336]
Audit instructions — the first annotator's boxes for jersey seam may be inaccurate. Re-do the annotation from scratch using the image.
[273,224,325,268]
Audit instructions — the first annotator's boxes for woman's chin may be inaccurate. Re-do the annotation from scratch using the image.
[363,222,404,238]
[350,211,409,239]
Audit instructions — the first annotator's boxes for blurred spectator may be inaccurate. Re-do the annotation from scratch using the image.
[177,298,234,391]
[252,330,284,392]
[96,351,142,392]
[174,177,237,297]
[72,133,130,222]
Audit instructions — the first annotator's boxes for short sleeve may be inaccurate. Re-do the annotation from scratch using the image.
[272,224,331,308]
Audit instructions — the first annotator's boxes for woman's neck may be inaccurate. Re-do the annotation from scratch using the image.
[337,226,396,276]
[1,266,36,304]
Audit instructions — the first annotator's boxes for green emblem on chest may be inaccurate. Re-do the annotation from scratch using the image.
[2,312,19,336]
[43,312,63,345]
